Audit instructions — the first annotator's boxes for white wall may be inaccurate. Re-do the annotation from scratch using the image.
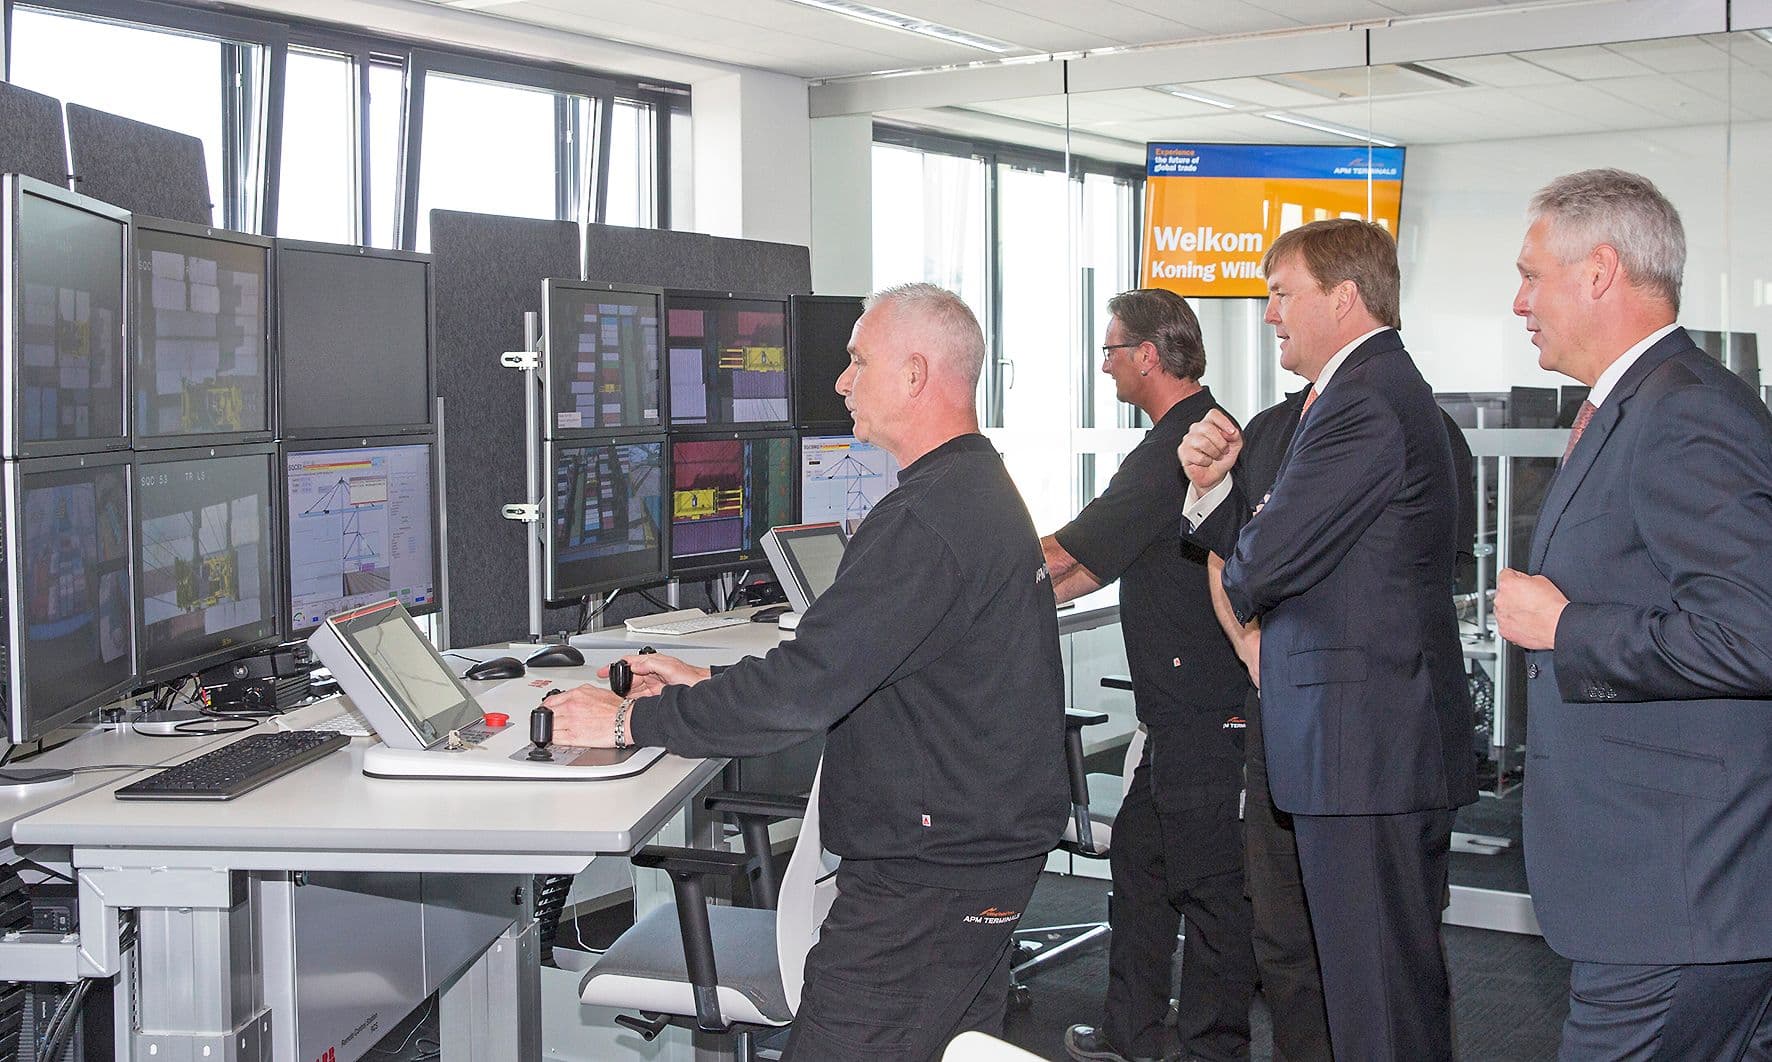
[690,69,812,247]
[1399,121,1766,394]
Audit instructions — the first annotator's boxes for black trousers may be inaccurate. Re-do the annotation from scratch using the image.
[782,858,1041,1062]
[1291,806,1456,1062]
[1104,730,1256,1062]
[1242,689,1332,1062]
[1560,957,1772,1061]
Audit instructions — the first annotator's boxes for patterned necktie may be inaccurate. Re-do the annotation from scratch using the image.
[1561,400,1597,466]
[1300,386,1319,420]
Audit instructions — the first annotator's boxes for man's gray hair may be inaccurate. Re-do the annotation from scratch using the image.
[863,282,986,389]
[1529,169,1685,312]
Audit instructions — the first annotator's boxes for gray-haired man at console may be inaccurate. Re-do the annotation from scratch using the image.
[546,283,1068,1061]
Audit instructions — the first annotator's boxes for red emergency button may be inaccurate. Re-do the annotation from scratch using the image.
[483,712,510,728]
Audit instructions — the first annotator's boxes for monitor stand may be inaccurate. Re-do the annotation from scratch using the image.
[131,707,209,735]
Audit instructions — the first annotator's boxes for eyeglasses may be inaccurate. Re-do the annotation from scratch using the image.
[1100,343,1141,358]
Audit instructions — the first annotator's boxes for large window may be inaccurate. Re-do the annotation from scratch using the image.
[413,71,560,250]
[278,48,356,243]
[7,4,274,226]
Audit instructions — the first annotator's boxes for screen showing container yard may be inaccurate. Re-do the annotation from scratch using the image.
[133,227,269,439]
[549,438,667,598]
[670,433,795,574]
[666,295,789,427]
[284,442,436,631]
[548,286,662,434]
[134,451,278,676]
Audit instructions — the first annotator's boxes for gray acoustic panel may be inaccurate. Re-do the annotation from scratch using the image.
[430,209,582,647]
[0,83,69,185]
[584,224,811,295]
[65,103,211,224]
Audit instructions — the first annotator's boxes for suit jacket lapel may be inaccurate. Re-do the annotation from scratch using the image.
[1272,329,1403,481]
[1526,329,1694,572]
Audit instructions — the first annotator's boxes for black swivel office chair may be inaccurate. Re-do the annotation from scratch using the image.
[1008,689,1145,1007]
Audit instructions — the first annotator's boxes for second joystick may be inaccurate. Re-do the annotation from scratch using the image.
[609,659,633,697]
[528,698,558,761]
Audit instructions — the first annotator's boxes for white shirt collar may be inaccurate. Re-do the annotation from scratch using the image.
[1586,323,1679,409]
[1312,327,1388,394]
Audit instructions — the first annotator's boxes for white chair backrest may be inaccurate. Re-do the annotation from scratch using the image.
[942,1031,1045,1059]
[1120,724,1146,799]
[775,760,840,1015]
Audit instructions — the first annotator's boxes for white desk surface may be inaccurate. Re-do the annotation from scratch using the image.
[12,663,724,875]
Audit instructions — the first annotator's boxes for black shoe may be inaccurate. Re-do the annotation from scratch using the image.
[1063,1025,1171,1062]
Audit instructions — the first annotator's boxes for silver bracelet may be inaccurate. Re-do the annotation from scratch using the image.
[613,697,635,749]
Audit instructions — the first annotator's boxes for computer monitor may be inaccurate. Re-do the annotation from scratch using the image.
[131,217,272,447]
[275,240,433,438]
[133,445,281,682]
[308,598,483,750]
[544,280,664,437]
[665,291,790,428]
[2,175,130,459]
[282,437,440,634]
[669,429,797,578]
[790,294,863,430]
[761,522,847,615]
[1,452,135,742]
[546,435,668,601]
[799,433,898,530]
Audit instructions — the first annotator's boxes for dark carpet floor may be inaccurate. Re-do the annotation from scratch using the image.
[1002,872,1570,1061]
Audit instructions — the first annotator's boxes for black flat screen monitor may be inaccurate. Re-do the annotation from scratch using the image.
[669,430,797,578]
[665,291,790,428]
[3,175,129,458]
[800,433,899,531]
[282,438,440,634]
[134,445,281,682]
[276,241,433,438]
[545,281,663,437]
[790,294,863,430]
[2,452,134,742]
[132,217,272,447]
[546,435,668,601]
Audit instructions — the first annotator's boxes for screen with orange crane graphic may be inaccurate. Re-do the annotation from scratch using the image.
[1139,143,1404,299]
[670,432,796,576]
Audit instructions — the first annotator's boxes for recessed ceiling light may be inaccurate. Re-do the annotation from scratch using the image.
[778,0,1018,54]
[1261,111,1400,147]
[1151,85,1241,110]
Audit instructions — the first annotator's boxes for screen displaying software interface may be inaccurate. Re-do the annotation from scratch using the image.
[16,192,126,447]
[550,289,661,433]
[800,434,898,531]
[551,439,667,595]
[670,435,795,567]
[327,601,482,747]
[133,230,268,437]
[285,444,435,630]
[135,452,277,673]
[667,299,789,427]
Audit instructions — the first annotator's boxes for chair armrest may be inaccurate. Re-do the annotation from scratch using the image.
[703,791,809,821]
[1099,675,1134,691]
[1065,709,1109,728]
[701,791,809,911]
[631,844,752,878]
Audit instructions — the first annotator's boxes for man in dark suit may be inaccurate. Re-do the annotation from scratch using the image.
[1494,168,1772,1059]
[1180,218,1476,1059]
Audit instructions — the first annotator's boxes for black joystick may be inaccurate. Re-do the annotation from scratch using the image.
[609,659,633,697]
[528,701,556,761]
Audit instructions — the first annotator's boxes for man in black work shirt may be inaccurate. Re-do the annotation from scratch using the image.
[546,282,1068,1062]
[1043,289,1255,1062]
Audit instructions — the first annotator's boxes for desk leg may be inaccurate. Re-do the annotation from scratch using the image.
[125,871,273,1061]
[438,920,540,1061]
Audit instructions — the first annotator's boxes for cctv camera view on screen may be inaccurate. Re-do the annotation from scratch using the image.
[15,191,127,447]
[285,443,436,630]
[17,463,132,723]
[551,438,667,597]
[134,452,278,675]
[667,297,790,427]
[133,228,269,438]
[549,288,662,433]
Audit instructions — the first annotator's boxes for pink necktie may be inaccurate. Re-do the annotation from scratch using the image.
[1561,400,1597,466]
[1300,387,1319,419]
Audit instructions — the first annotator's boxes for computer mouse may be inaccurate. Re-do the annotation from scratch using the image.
[464,656,526,681]
[527,644,586,668]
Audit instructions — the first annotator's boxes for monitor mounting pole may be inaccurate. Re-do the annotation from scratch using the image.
[500,311,545,640]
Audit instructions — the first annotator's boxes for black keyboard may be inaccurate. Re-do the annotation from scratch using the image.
[115,731,351,801]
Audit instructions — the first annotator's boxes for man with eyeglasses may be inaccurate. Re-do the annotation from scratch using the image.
[1043,288,1256,1062]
